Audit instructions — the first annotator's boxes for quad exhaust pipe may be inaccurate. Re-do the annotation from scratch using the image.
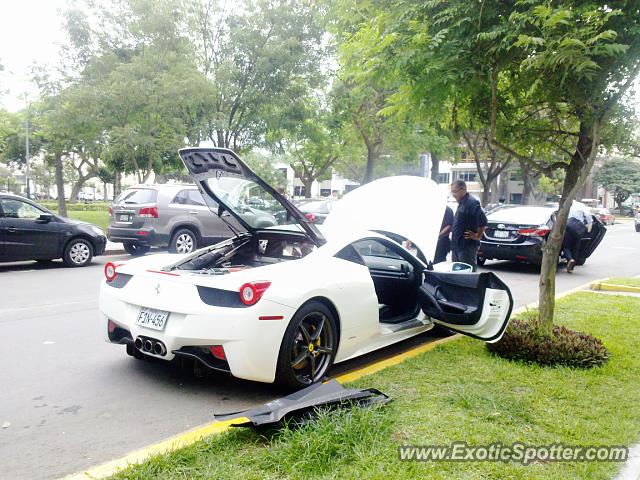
[134,336,167,356]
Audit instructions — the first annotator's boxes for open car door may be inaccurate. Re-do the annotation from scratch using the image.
[418,271,513,342]
[576,215,606,264]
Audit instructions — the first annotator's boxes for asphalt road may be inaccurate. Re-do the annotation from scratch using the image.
[1,221,639,479]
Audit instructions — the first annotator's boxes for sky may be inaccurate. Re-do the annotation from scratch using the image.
[0,0,67,111]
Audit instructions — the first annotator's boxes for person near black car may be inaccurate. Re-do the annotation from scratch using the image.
[562,199,593,273]
[450,180,487,271]
[433,205,454,263]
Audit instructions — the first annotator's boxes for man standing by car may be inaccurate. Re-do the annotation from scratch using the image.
[434,205,454,263]
[562,199,593,273]
[450,180,487,271]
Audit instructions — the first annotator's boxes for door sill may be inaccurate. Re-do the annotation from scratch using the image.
[379,317,428,334]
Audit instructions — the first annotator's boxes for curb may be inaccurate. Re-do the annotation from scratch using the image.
[591,282,640,294]
[58,278,604,480]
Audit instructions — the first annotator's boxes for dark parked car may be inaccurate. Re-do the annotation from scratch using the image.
[0,193,106,266]
[478,205,606,266]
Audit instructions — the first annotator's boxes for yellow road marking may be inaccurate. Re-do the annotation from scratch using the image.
[591,282,640,294]
[334,335,459,384]
[60,417,249,480]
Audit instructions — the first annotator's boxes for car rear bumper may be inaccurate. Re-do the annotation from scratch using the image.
[107,226,167,246]
[99,281,295,383]
[479,240,544,264]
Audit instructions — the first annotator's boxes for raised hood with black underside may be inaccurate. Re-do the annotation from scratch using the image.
[179,147,325,247]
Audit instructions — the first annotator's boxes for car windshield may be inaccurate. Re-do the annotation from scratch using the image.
[487,206,555,225]
[115,189,158,204]
[205,176,295,229]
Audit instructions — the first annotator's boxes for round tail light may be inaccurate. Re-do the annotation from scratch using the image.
[239,281,271,306]
[104,262,118,281]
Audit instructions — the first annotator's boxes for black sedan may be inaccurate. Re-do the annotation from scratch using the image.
[0,193,107,267]
[478,205,606,266]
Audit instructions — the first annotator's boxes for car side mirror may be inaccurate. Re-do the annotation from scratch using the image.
[451,262,473,272]
[36,213,54,223]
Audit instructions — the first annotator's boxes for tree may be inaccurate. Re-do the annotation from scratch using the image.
[353,0,640,335]
[462,130,511,206]
[594,157,640,213]
[184,0,329,150]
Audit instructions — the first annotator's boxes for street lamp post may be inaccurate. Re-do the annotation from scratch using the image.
[24,95,30,199]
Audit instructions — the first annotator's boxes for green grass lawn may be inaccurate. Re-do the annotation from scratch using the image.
[604,277,640,288]
[51,210,109,230]
[110,292,640,480]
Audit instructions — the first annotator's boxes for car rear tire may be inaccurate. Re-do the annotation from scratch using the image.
[275,301,338,391]
[170,228,198,254]
[124,242,150,256]
[63,238,94,267]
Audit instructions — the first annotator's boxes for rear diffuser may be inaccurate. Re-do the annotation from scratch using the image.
[215,379,390,427]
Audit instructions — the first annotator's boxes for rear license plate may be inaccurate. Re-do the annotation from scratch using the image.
[117,214,131,222]
[494,230,510,238]
[136,308,169,331]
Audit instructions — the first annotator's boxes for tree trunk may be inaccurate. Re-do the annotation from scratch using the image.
[498,170,508,201]
[103,182,108,202]
[490,179,499,203]
[521,163,533,205]
[303,178,313,198]
[534,121,600,335]
[69,182,83,202]
[481,187,491,207]
[54,154,67,217]
[114,170,122,197]
[430,152,440,182]
[363,147,376,184]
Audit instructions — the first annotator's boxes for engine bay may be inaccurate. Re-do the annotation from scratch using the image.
[171,231,316,275]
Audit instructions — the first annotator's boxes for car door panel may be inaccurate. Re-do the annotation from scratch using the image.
[0,216,6,260]
[419,271,513,342]
[577,216,606,262]
[3,218,61,260]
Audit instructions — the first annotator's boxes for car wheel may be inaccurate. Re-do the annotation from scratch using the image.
[170,228,198,254]
[124,242,150,256]
[63,238,94,267]
[276,301,338,390]
[635,224,640,232]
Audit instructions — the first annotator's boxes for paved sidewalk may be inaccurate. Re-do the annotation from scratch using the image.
[105,240,125,253]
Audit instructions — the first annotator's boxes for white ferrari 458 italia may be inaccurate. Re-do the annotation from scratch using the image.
[100,148,513,389]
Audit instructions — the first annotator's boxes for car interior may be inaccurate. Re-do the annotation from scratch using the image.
[347,239,422,324]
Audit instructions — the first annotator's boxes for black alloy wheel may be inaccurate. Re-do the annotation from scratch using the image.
[276,301,338,390]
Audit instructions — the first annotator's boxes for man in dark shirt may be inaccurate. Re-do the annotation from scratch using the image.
[434,205,454,263]
[450,180,487,271]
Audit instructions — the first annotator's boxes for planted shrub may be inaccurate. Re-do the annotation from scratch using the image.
[487,318,610,368]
